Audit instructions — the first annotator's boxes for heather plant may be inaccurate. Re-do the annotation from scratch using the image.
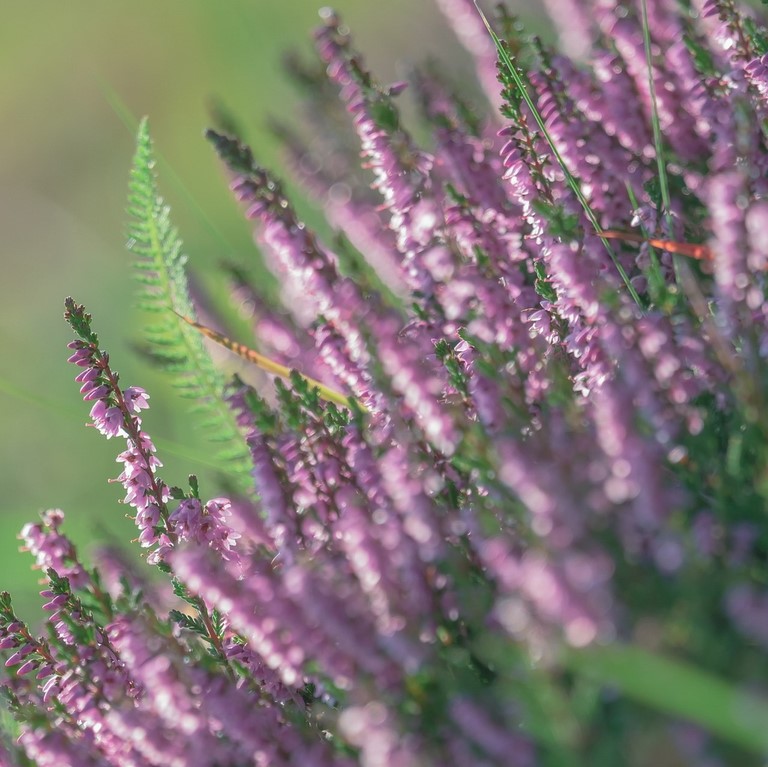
[3,0,768,764]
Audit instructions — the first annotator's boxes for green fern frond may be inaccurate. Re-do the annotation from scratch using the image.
[126,118,253,494]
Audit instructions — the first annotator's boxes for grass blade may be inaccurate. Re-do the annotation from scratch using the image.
[472,1,643,308]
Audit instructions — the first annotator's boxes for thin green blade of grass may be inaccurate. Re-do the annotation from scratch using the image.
[639,0,673,226]
[635,5,763,410]
[625,180,669,303]
[639,0,684,291]
[472,1,643,309]
[565,642,768,754]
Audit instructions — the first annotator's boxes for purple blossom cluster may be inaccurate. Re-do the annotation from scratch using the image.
[66,322,240,566]
[3,0,768,765]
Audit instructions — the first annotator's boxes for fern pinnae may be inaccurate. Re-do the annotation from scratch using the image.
[126,118,253,494]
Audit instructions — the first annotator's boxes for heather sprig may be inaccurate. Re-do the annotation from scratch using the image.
[64,297,241,567]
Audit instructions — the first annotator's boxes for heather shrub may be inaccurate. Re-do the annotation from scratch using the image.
[3,0,768,764]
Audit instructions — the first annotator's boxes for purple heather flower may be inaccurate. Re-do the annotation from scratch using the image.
[277,125,409,297]
[122,386,150,414]
[706,170,751,337]
[18,509,90,590]
[590,379,677,541]
[69,343,168,550]
[213,134,389,410]
[333,484,422,639]
[339,702,435,766]
[746,204,768,325]
[449,697,535,766]
[109,618,220,753]
[5,645,36,669]
[498,126,556,245]
[171,547,327,688]
[88,399,127,439]
[481,538,613,648]
[313,320,380,409]
[375,313,459,455]
[114,433,171,560]
[698,0,757,65]
[315,11,443,295]
[434,0,505,112]
[572,49,653,157]
[530,56,650,225]
[341,426,436,615]
[634,312,713,428]
[745,53,768,116]
[725,583,768,649]
[168,497,240,561]
[599,4,709,162]
[415,69,512,214]
[18,729,106,767]
[246,432,299,552]
[69,328,244,568]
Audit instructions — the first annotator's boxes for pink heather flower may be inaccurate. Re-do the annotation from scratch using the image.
[725,584,768,649]
[528,61,650,225]
[338,701,427,767]
[168,498,203,535]
[66,318,242,567]
[276,124,409,297]
[169,497,241,560]
[122,386,150,414]
[88,400,126,439]
[449,697,535,767]
[433,0,505,112]
[481,538,613,647]
[698,0,757,64]
[80,382,109,401]
[66,322,171,562]
[706,170,751,336]
[18,510,90,590]
[375,313,458,456]
[314,11,440,292]
[18,729,105,767]
[65,341,94,367]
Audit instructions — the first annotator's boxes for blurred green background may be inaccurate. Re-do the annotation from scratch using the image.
[0,1,541,620]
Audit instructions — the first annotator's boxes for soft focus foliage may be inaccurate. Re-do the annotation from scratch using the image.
[0,0,451,610]
[2,0,768,765]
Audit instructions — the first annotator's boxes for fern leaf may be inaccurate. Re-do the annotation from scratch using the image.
[126,119,253,494]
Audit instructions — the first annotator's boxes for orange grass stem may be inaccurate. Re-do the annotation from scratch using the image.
[175,313,363,412]
[601,230,714,262]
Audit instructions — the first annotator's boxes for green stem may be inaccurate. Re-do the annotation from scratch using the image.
[473,2,643,309]
[639,0,682,287]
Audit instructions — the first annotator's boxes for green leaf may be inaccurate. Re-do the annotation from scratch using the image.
[126,119,253,494]
[565,643,768,754]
